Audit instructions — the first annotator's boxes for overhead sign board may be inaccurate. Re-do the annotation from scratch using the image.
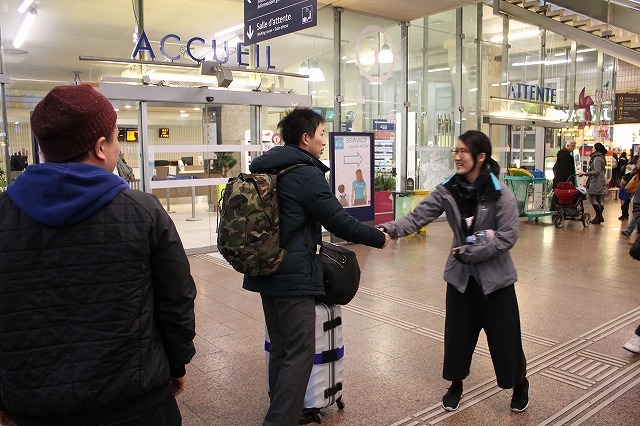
[244,0,317,46]
[615,93,640,124]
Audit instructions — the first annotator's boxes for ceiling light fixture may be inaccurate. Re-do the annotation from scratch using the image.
[307,60,325,82]
[378,42,393,64]
[427,67,451,73]
[511,58,572,67]
[13,6,37,48]
[297,61,309,76]
[17,0,34,13]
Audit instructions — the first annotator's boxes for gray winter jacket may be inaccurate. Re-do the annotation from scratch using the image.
[380,173,519,295]
[584,151,607,195]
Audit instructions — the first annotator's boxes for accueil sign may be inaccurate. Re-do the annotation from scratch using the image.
[132,31,277,69]
[508,83,557,104]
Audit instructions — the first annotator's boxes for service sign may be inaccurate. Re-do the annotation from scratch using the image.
[330,132,375,223]
[244,0,317,46]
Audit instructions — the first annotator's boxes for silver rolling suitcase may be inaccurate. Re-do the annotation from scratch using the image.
[265,302,345,423]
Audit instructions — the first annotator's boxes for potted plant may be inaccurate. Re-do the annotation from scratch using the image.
[373,171,396,224]
[210,153,238,177]
[374,171,396,192]
[0,168,6,189]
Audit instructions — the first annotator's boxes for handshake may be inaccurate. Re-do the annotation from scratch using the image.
[377,227,392,248]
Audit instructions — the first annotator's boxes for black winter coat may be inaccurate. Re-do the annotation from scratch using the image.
[0,190,196,424]
[553,148,576,188]
[243,144,385,297]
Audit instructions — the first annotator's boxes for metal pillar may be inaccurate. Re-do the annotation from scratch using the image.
[0,21,11,181]
[455,9,463,136]
[399,22,409,191]
[476,3,483,130]
[333,7,343,133]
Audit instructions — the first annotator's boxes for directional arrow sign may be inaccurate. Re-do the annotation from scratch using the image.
[244,0,317,46]
[344,152,363,167]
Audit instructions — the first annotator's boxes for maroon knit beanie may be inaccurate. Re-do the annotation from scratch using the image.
[31,85,117,162]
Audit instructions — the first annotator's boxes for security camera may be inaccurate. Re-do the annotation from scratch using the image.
[206,96,214,102]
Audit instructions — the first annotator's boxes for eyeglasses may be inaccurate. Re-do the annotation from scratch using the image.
[450,148,471,155]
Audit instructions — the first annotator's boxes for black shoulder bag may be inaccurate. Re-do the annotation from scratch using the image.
[316,242,361,305]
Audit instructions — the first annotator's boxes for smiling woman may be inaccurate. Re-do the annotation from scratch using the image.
[378,130,529,414]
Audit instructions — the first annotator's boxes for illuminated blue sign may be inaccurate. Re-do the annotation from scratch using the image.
[132,31,276,69]
[509,83,557,104]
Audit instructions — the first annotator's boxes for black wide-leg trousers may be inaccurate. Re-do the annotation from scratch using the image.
[443,278,527,389]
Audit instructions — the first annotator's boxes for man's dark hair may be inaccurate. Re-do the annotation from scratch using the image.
[278,107,325,146]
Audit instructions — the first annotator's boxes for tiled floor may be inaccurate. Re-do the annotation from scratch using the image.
[176,198,640,425]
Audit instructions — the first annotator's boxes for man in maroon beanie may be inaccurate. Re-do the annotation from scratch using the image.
[0,84,196,426]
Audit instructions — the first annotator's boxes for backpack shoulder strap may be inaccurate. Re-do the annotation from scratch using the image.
[276,164,306,177]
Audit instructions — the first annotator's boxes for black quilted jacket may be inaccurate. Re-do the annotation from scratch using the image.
[243,144,385,297]
[0,187,196,424]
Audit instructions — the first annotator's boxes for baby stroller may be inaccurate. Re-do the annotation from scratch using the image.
[552,174,590,228]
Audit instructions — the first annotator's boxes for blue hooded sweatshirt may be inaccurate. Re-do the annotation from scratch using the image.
[7,163,129,228]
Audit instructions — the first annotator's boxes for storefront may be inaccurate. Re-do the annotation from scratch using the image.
[3,1,640,250]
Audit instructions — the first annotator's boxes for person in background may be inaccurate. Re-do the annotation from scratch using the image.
[9,148,28,172]
[609,148,620,188]
[625,153,637,175]
[553,140,577,188]
[621,168,640,239]
[623,326,640,353]
[619,173,631,221]
[579,143,608,224]
[244,107,387,426]
[116,153,136,182]
[617,151,629,187]
[551,140,577,210]
[0,85,196,426]
[378,130,529,414]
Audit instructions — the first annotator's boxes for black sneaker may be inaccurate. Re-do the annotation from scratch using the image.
[619,215,629,220]
[299,408,319,425]
[442,385,463,411]
[621,230,631,238]
[510,378,529,412]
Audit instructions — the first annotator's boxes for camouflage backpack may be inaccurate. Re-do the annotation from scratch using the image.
[217,165,304,276]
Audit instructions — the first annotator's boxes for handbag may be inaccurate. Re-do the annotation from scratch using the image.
[630,235,640,261]
[316,242,361,305]
[626,173,639,194]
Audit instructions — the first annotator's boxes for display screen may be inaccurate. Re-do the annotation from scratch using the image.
[159,128,170,138]
[325,108,334,121]
[126,128,138,142]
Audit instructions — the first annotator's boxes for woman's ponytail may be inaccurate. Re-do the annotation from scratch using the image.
[487,158,501,176]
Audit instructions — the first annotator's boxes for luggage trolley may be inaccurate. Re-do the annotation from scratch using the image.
[504,169,554,223]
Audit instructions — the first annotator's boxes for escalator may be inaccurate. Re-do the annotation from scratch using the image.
[492,0,640,67]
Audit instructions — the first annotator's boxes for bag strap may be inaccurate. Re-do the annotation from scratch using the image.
[276,163,306,177]
[313,346,345,364]
[277,164,310,251]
